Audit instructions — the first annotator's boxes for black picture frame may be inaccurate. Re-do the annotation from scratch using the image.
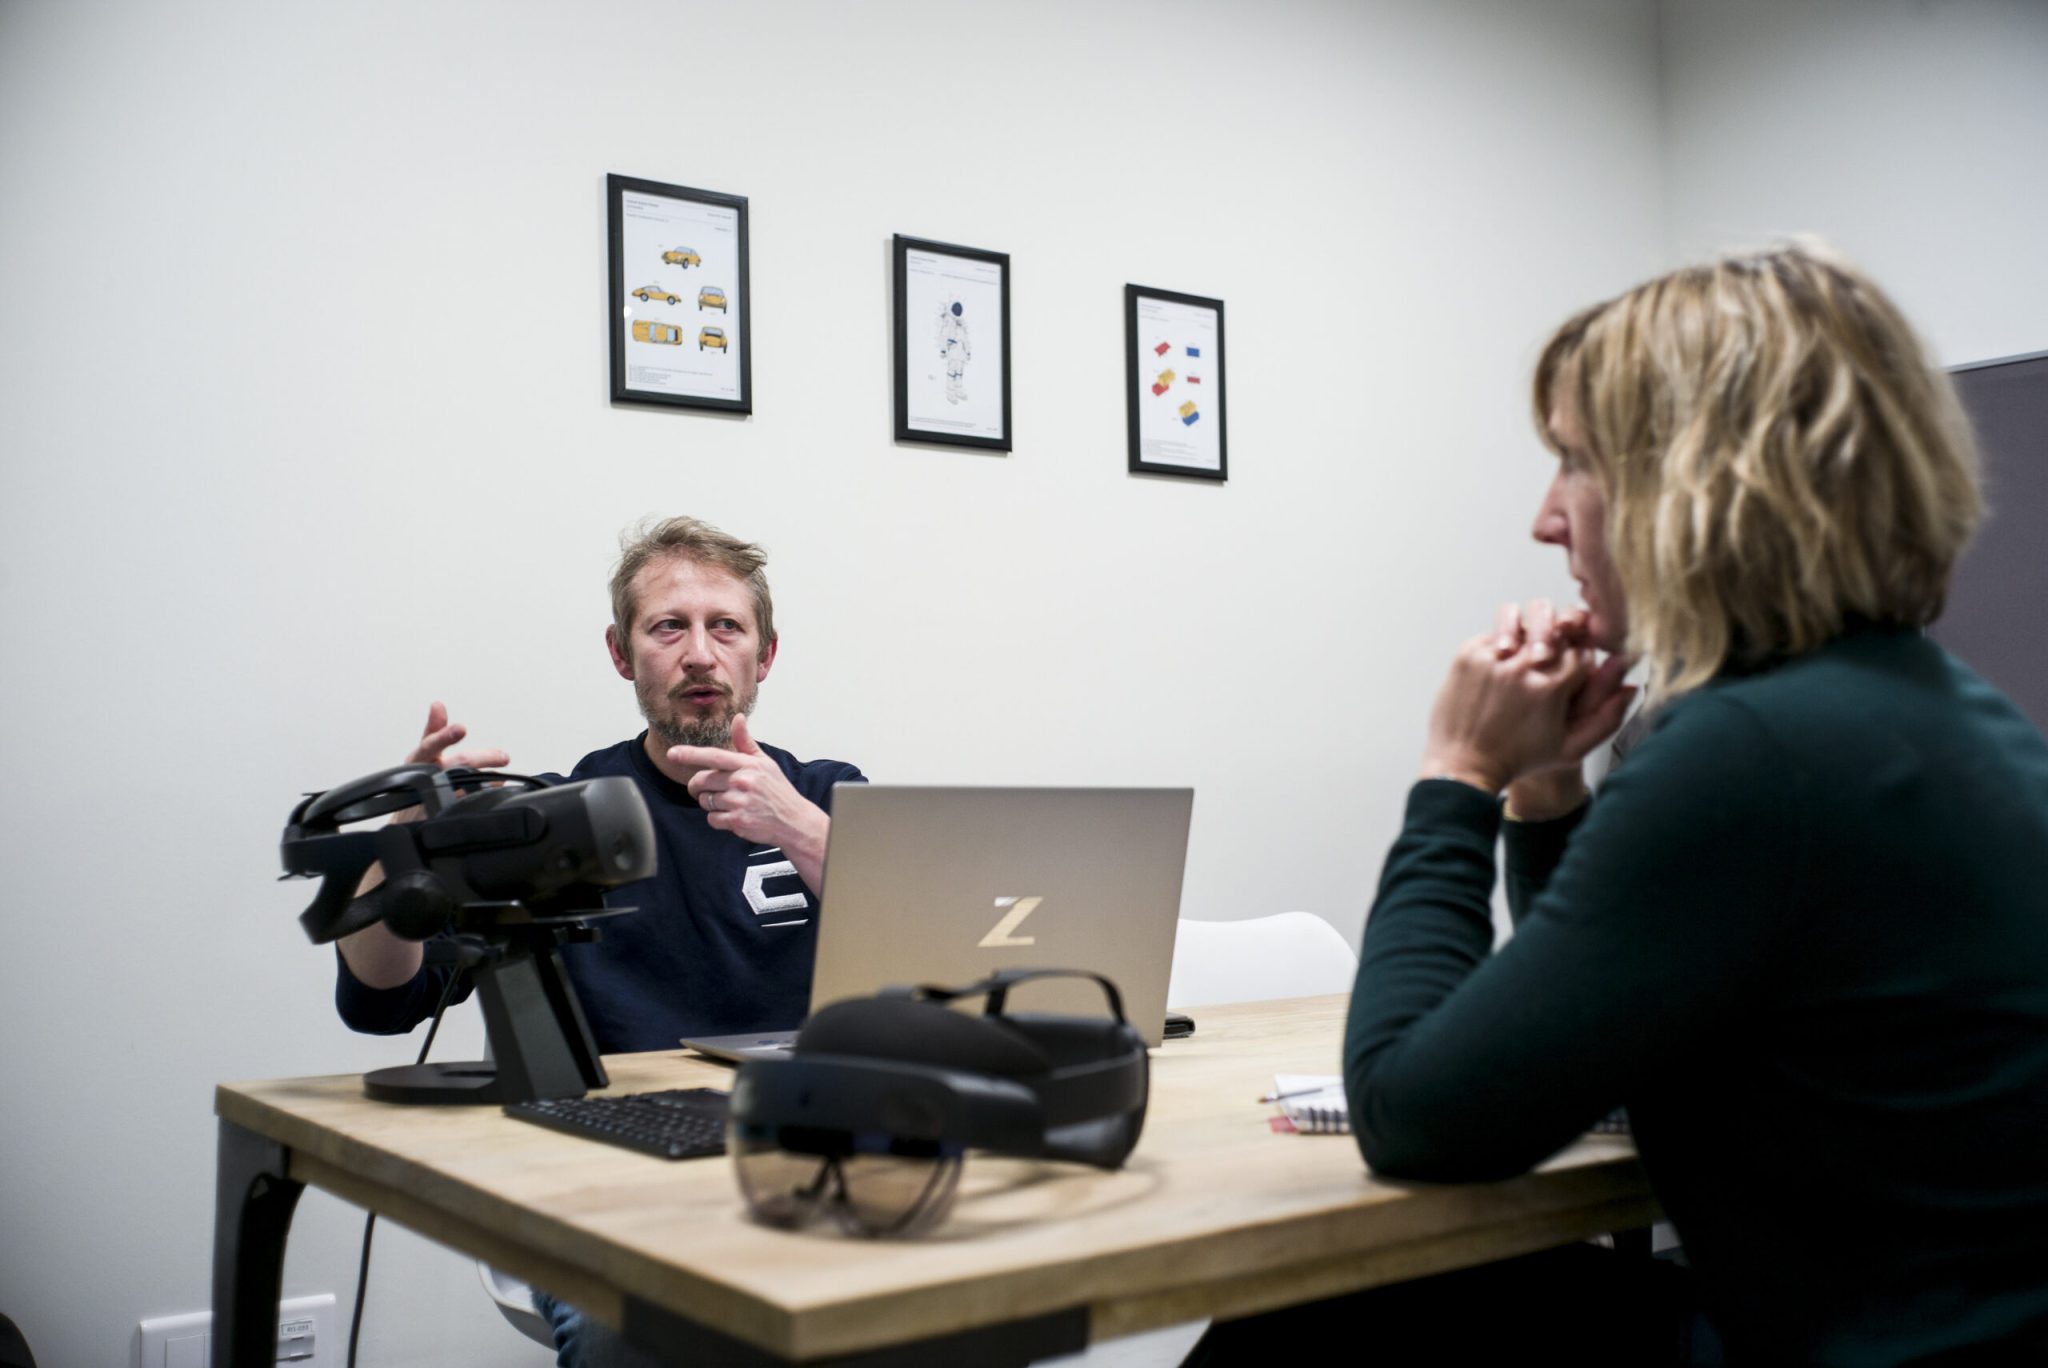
[892,234,1012,452]
[607,173,751,414]
[1125,284,1227,481]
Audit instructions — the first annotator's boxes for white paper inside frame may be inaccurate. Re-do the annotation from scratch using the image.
[1133,295,1221,472]
[619,188,743,402]
[903,248,1006,442]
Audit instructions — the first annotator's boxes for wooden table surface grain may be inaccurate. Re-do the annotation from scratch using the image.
[217,995,1657,1361]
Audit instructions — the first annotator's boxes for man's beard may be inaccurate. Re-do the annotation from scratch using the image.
[639,673,758,750]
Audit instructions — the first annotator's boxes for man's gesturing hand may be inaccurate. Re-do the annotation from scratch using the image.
[341,701,511,990]
[408,700,511,772]
[668,714,830,894]
[388,700,511,822]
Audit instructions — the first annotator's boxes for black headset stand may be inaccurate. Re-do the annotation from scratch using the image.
[363,923,611,1105]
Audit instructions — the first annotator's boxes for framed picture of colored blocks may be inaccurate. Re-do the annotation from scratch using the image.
[607,173,752,414]
[893,235,1013,452]
[1125,285,1226,481]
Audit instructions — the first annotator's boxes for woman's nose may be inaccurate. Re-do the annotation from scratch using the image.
[1532,475,1569,546]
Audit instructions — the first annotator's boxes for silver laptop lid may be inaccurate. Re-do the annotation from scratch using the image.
[811,785,1194,1046]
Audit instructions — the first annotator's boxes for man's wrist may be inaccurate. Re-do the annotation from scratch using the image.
[784,805,831,896]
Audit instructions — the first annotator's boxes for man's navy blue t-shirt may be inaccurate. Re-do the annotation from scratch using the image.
[334,734,865,1053]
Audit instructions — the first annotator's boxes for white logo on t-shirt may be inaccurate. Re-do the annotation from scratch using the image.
[743,859,808,923]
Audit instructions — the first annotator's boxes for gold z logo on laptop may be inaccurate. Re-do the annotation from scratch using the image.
[979,896,1042,948]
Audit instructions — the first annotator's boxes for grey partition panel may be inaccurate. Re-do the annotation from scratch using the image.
[1933,352,2048,733]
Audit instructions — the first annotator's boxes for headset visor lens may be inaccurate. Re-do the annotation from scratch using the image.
[730,1122,964,1237]
[728,1122,835,1228]
[837,1148,963,1236]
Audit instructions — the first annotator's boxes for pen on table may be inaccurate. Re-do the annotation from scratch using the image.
[1259,1086,1336,1104]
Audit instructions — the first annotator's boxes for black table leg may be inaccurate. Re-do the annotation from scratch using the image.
[212,1120,304,1368]
[1612,1225,1654,1260]
[624,1295,1088,1367]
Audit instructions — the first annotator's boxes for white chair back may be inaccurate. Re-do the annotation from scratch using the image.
[477,1261,553,1347]
[1167,911,1356,1008]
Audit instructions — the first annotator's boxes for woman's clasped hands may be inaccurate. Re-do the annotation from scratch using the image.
[1419,600,1636,813]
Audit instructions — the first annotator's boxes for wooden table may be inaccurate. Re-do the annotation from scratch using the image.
[211,995,1658,1367]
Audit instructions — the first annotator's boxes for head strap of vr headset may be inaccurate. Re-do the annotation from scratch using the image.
[885,967,1130,1027]
[858,968,1143,1131]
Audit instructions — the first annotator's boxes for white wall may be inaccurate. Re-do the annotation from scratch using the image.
[12,4,2041,1365]
[0,3,1669,1364]
[1659,0,2048,365]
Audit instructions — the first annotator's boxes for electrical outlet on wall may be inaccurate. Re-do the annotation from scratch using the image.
[135,1293,336,1368]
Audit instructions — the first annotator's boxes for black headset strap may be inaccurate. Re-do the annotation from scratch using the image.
[1034,1049,1148,1128]
[290,834,384,942]
[295,763,439,828]
[294,765,550,832]
[906,968,1129,1026]
[287,824,428,943]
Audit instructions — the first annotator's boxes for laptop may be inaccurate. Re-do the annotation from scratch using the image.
[680,784,1194,1059]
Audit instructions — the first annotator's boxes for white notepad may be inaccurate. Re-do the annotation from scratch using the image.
[1272,1073,1349,1134]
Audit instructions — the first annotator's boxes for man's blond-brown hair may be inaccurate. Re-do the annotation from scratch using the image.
[609,516,776,660]
[1532,242,1982,697]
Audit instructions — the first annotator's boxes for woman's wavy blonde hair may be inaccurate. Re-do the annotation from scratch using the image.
[1533,241,1982,697]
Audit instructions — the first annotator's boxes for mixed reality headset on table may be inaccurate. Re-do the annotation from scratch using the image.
[730,967,1149,1236]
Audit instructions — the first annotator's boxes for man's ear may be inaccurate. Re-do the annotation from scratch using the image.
[755,635,779,683]
[606,624,635,681]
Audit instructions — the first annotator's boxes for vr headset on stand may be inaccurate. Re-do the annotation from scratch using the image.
[280,762,656,1104]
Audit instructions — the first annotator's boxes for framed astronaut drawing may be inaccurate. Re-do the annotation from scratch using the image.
[892,234,1012,451]
[607,173,751,414]
[1125,285,1227,481]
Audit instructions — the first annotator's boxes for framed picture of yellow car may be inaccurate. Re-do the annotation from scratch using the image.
[1125,284,1226,481]
[607,173,750,413]
[892,235,1012,452]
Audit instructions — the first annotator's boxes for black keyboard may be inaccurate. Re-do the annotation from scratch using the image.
[504,1088,730,1160]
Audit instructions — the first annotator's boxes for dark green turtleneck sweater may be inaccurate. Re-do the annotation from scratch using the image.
[1347,626,2048,1364]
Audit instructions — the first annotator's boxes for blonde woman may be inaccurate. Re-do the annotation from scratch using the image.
[1328,246,2048,1363]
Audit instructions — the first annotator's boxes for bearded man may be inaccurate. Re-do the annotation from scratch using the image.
[333,515,864,1052]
